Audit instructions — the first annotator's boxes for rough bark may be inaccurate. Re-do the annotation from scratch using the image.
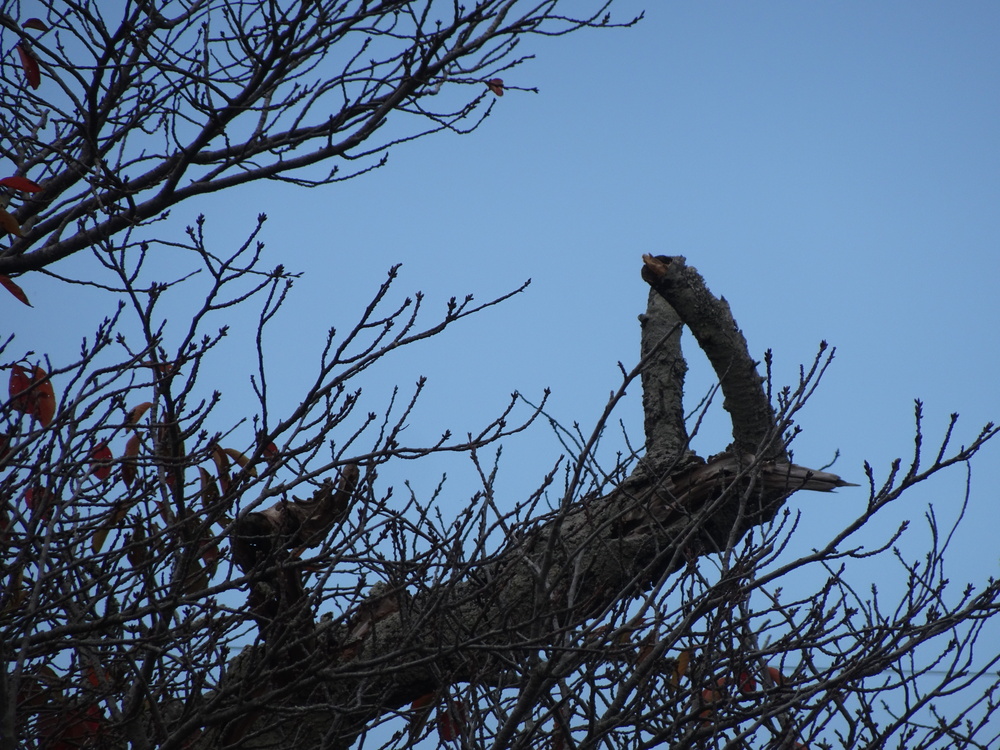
[640,254,786,460]
[209,257,853,749]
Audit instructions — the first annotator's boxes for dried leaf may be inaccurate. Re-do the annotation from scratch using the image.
[0,208,22,237]
[670,649,691,687]
[15,43,40,89]
[436,701,466,742]
[258,434,279,463]
[200,538,221,575]
[486,78,504,96]
[9,364,55,426]
[22,18,49,32]
[181,558,210,594]
[23,486,57,520]
[90,441,113,480]
[0,175,42,192]
[126,401,153,426]
[92,499,132,553]
[223,447,257,477]
[0,275,31,306]
[122,434,141,487]
[737,670,757,694]
[635,632,658,665]
[1,567,26,614]
[408,691,437,741]
[125,519,149,568]
[198,466,220,511]
[211,443,231,493]
[766,665,786,687]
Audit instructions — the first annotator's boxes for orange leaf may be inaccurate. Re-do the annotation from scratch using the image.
[90,441,113,480]
[9,364,55,426]
[126,401,153,426]
[766,665,786,687]
[0,275,31,306]
[436,701,466,742]
[211,443,231,493]
[671,649,691,687]
[0,208,22,237]
[23,18,49,32]
[223,447,258,477]
[486,78,504,96]
[0,175,42,192]
[15,44,40,89]
[92,498,132,552]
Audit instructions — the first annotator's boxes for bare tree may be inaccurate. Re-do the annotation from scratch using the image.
[0,0,637,275]
[3,3,999,748]
[3,240,998,749]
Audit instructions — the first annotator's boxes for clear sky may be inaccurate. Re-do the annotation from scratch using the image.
[11,0,1000,700]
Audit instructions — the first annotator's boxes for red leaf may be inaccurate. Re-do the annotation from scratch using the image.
[90,442,113,480]
[737,670,757,694]
[0,275,31,306]
[0,175,42,193]
[42,702,104,749]
[15,44,40,89]
[23,18,49,32]
[486,78,504,96]
[437,702,466,742]
[23,487,57,520]
[259,436,279,463]
[9,364,56,426]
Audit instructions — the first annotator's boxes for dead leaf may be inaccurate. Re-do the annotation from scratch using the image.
[670,649,691,687]
[126,401,153,426]
[9,364,55,426]
[122,434,141,487]
[437,701,466,742]
[223,447,257,477]
[0,275,31,306]
[90,441,113,480]
[0,175,42,192]
[486,78,504,96]
[15,43,40,89]
[0,208,22,237]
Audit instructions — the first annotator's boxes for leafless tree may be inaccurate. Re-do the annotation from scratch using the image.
[2,3,1000,749]
[3,240,998,749]
[0,0,637,276]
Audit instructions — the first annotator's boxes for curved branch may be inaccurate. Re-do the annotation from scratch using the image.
[641,254,784,460]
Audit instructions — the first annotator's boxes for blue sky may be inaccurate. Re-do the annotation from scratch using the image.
[11,0,1000,692]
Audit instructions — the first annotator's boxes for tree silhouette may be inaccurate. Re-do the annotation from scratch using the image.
[2,3,999,749]
[4,241,998,749]
[0,1,637,275]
